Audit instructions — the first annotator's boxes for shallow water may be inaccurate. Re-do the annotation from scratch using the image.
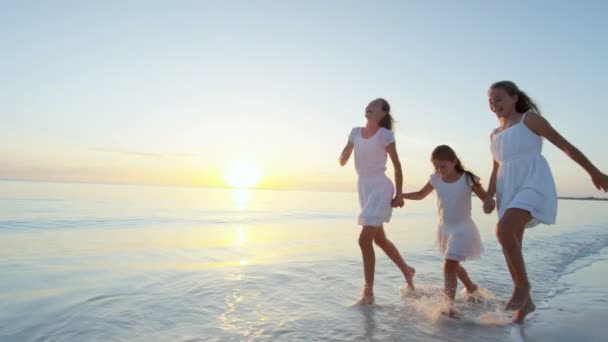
[1,181,607,341]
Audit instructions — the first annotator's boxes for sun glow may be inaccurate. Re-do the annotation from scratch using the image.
[235,225,246,245]
[223,160,263,189]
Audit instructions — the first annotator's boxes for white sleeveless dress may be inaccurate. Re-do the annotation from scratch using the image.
[430,173,483,261]
[490,112,558,228]
[348,127,395,227]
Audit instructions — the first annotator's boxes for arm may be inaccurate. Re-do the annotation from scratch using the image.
[338,142,354,166]
[486,160,498,199]
[403,181,434,200]
[526,112,608,191]
[472,183,488,202]
[483,143,499,213]
[387,142,404,207]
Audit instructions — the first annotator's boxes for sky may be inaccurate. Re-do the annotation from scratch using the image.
[1,0,607,196]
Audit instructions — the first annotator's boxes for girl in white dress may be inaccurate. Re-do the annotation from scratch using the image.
[339,98,416,304]
[484,81,608,323]
[403,145,487,316]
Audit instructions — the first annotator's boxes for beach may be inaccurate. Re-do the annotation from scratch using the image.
[525,250,608,342]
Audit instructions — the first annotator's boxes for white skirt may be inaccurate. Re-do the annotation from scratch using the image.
[437,218,483,262]
[497,156,558,228]
[357,174,394,227]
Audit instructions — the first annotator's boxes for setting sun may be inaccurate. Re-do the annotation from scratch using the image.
[223,160,263,189]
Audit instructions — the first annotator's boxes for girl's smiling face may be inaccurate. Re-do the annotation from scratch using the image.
[488,87,518,118]
[433,159,457,178]
[365,99,387,122]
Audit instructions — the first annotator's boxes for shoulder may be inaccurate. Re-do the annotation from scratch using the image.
[523,110,546,124]
[379,127,393,134]
[380,127,395,140]
[522,111,549,134]
[464,173,480,188]
[348,127,361,142]
[523,110,539,119]
[429,173,440,186]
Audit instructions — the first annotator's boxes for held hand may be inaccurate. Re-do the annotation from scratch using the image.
[591,171,608,192]
[392,196,404,208]
[483,197,496,214]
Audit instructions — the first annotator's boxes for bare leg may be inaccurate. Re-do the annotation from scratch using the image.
[457,264,478,293]
[496,209,536,321]
[504,226,526,310]
[513,295,536,324]
[503,249,517,287]
[444,260,459,302]
[443,259,460,318]
[374,226,415,289]
[359,226,379,302]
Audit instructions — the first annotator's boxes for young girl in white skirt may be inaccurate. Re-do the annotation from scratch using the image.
[403,145,486,316]
[484,81,608,323]
[339,98,416,304]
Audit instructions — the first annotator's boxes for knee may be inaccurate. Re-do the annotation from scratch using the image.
[444,260,459,273]
[496,209,529,245]
[359,234,374,249]
[496,222,511,245]
[374,236,388,249]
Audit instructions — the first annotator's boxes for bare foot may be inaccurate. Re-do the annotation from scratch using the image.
[404,266,416,290]
[512,295,536,324]
[505,287,527,311]
[441,306,462,319]
[356,295,374,305]
[466,283,479,294]
[463,284,480,303]
[357,284,374,305]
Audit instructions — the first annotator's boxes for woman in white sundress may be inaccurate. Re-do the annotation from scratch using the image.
[339,98,416,304]
[484,81,608,323]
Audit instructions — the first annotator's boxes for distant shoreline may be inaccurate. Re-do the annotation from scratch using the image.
[558,196,608,201]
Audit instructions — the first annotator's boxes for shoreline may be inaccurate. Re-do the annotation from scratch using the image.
[557,196,608,201]
[524,250,608,341]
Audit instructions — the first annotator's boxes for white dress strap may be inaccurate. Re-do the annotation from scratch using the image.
[518,111,532,130]
[521,110,533,122]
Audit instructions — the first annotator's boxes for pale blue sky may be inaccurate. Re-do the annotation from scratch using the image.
[1,1,607,195]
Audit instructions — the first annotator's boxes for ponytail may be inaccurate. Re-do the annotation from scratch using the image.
[376,98,395,131]
[454,159,481,186]
[379,113,394,131]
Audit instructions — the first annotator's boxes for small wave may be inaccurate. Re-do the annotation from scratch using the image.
[84,293,128,304]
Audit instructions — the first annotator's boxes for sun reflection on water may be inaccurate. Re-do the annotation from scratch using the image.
[231,189,250,210]
[235,225,246,245]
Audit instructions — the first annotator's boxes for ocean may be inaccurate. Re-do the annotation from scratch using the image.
[1,180,607,341]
